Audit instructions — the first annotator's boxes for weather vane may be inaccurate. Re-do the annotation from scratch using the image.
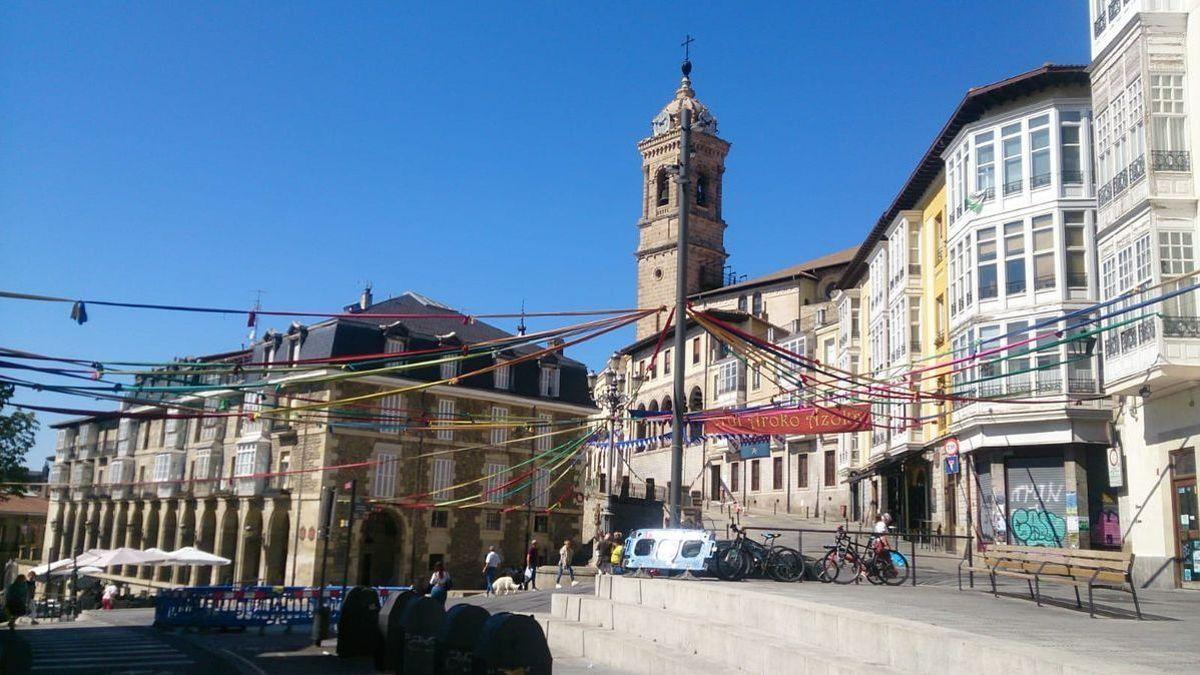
[681,34,695,61]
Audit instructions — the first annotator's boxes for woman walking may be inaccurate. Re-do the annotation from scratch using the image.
[428,562,452,606]
[555,539,578,588]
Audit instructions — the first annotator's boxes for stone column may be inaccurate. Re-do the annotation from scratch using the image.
[234,499,263,585]
[212,499,237,586]
[109,502,127,550]
[139,501,159,579]
[122,502,142,577]
[192,500,215,585]
[171,500,195,585]
[74,501,92,555]
[58,502,76,562]
[257,499,277,586]
[97,501,113,552]
[156,501,177,582]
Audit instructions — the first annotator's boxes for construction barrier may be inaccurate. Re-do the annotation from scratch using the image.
[153,585,410,630]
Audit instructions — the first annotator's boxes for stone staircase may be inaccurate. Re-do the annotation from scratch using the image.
[537,575,1126,674]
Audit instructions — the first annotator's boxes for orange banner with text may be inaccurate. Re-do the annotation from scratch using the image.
[703,404,872,436]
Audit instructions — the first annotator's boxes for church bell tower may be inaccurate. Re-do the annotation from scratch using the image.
[635,61,730,339]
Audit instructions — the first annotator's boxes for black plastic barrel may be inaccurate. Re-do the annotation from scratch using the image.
[472,612,552,675]
[400,596,446,675]
[335,586,382,658]
[435,604,490,674]
[375,589,420,672]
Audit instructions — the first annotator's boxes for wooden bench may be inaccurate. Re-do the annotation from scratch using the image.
[958,544,1142,619]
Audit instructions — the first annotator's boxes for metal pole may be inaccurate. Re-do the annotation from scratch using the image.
[669,105,691,528]
[313,485,336,646]
[342,478,357,590]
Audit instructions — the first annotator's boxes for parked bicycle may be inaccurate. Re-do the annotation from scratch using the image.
[713,525,804,582]
[817,526,909,586]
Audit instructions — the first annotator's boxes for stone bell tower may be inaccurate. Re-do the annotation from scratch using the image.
[635,61,730,339]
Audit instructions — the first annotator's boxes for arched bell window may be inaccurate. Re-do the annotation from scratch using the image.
[656,168,670,206]
[695,173,708,206]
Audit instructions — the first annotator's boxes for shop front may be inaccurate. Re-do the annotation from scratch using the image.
[969,443,1109,549]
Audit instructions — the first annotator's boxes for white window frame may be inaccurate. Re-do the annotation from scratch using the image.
[536,413,553,452]
[484,461,508,504]
[440,359,460,381]
[436,399,455,441]
[539,366,560,398]
[379,393,405,434]
[494,360,511,390]
[490,406,509,445]
[372,448,398,498]
[430,457,454,496]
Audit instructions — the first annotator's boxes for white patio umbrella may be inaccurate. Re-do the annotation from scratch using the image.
[30,550,107,576]
[161,546,231,566]
[85,547,170,568]
[47,565,103,578]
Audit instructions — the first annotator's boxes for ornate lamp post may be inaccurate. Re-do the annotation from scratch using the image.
[590,353,635,532]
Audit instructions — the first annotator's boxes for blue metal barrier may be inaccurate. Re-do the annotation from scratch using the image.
[154,585,411,630]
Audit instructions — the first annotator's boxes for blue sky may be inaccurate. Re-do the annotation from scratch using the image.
[0,2,1089,463]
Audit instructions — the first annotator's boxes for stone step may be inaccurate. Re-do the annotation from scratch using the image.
[595,575,1128,674]
[552,592,905,674]
[536,614,717,675]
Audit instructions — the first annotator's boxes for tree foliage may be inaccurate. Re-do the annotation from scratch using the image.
[0,384,38,499]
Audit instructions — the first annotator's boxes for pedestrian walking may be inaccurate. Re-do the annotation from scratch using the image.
[555,539,578,588]
[610,532,625,575]
[428,562,451,606]
[482,546,501,595]
[25,571,38,625]
[102,582,119,611]
[523,539,540,590]
[595,533,613,576]
[5,572,28,629]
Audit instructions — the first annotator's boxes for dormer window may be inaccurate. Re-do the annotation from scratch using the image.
[539,366,560,398]
[385,337,405,354]
[441,359,460,381]
[289,338,301,364]
[494,360,511,390]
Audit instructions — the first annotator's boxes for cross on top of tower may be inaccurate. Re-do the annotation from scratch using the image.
[681,34,694,61]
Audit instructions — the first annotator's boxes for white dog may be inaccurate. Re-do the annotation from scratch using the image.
[492,576,521,595]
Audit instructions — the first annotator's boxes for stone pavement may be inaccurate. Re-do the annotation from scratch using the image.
[739,574,1200,672]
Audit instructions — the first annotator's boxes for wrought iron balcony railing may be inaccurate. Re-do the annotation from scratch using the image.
[1003,179,1023,196]
[1128,155,1146,184]
[1030,173,1052,189]
[1163,316,1200,338]
[1098,182,1112,205]
[1152,150,1191,172]
[1094,14,1106,37]
[1061,170,1084,185]
[1108,0,1120,20]
[1111,168,1128,194]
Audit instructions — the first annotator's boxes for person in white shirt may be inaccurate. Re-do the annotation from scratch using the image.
[102,582,118,611]
[429,562,451,606]
[482,546,501,595]
[872,513,892,553]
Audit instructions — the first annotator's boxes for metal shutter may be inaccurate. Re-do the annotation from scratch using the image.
[1005,457,1067,547]
[975,461,997,543]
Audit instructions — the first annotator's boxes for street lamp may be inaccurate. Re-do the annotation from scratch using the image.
[593,353,634,532]
[1066,333,1097,358]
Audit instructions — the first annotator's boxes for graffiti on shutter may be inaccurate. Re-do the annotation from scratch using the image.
[1005,457,1067,547]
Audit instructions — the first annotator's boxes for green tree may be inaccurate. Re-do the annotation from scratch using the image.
[0,384,38,499]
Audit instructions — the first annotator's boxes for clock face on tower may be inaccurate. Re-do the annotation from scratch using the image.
[651,111,671,136]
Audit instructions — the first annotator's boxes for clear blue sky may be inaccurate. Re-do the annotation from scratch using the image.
[0,2,1089,464]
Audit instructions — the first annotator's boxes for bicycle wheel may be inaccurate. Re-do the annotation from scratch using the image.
[881,551,910,586]
[865,557,886,585]
[827,549,862,585]
[714,545,748,581]
[768,548,804,582]
[815,550,839,583]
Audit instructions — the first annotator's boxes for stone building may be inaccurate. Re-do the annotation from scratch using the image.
[44,291,595,590]
[589,61,858,529]
[0,495,49,565]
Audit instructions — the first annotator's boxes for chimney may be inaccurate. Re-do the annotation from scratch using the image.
[360,284,373,311]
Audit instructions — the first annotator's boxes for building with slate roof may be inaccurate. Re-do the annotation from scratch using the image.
[44,290,596,590]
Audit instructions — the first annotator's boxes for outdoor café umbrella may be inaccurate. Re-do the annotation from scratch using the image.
[47,565,103,578]
[30,550,106,576]
[85,547,170,568]
[161,546,231,566]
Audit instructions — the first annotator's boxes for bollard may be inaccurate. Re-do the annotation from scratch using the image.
[474,612,552,675]
[400,596,445,675]
[376,589,420,672]
[435,604,490,674]
[336,586,382,658]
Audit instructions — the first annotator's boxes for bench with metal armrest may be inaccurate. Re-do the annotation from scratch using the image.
[957,544,1141,619]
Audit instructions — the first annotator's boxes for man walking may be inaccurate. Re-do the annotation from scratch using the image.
[482,546,501,595]
[523,539,540,590]
[595,533,613,576]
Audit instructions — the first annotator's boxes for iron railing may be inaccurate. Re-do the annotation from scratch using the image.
[1152,150,1191,172]
[1128,155,1146,183]
[1003,179,1023,196]
[1030,173,1052,189]
[1094,14,1106,37]
[1163,316,1200,338]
